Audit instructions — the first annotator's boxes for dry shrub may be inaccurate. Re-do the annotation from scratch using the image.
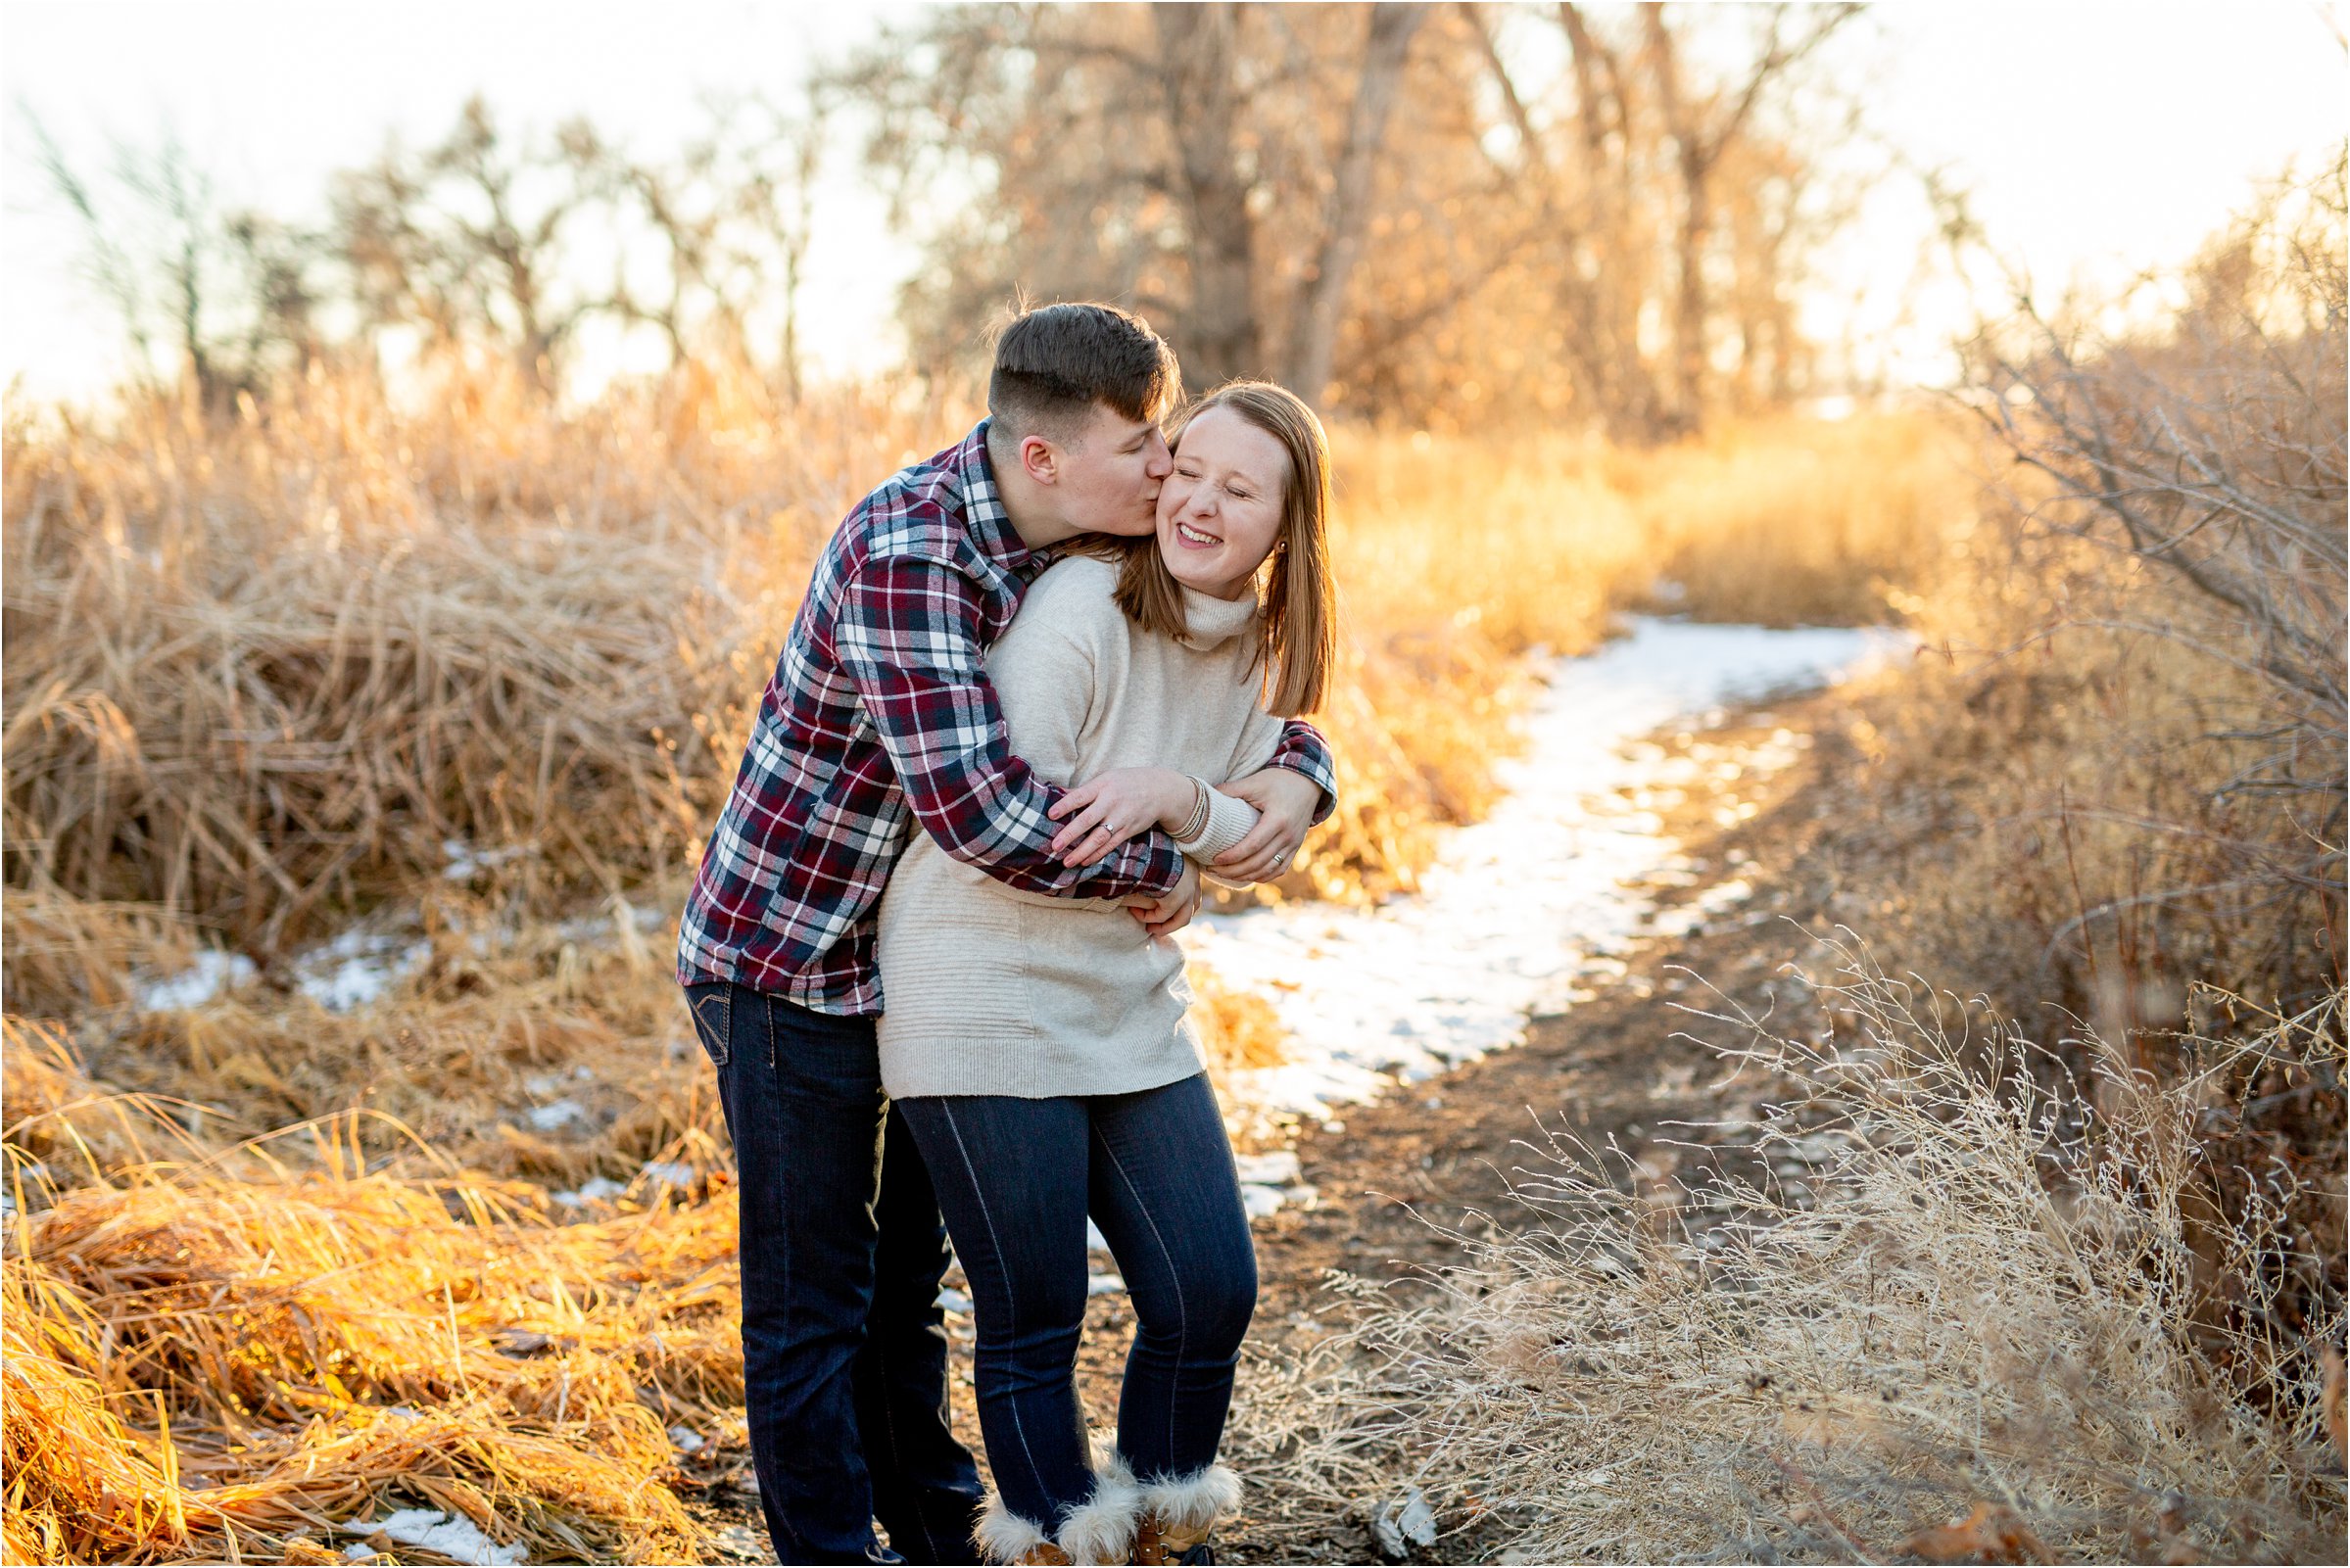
[2,358,956,975]
[1777,162,2348,1402]
[1917,152,2345,1011]
[1239,941,2346,1562]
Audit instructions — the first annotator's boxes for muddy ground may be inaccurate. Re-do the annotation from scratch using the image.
[689,686,1893,1566]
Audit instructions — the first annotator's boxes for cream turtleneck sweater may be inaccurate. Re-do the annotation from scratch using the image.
[875,554,1282,1099]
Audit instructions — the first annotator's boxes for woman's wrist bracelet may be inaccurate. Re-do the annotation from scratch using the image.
[1174,776,1212,843]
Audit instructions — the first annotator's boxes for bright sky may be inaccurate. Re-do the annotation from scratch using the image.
[2,0,2343,406]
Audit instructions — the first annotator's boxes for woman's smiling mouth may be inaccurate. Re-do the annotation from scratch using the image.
[1174,521,1222,548]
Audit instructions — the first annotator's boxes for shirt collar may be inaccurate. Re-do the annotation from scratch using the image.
[953,419,1038,574]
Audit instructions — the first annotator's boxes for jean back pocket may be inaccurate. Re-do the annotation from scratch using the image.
[685,982,733,1069]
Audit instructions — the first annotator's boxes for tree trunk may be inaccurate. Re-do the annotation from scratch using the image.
[1286,2,1426,408]
[1154,2,1260,387]
[1644,4,1707,435]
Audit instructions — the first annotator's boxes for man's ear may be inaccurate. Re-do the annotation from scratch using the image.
[1019,434,1061,487]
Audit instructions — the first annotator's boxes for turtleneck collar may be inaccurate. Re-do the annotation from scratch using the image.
[1177,583,1262,649]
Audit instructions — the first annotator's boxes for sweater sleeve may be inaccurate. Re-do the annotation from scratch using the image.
[1174,784,1261,864]
[1176,698,1290,876]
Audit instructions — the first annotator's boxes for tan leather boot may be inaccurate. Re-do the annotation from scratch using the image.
[1128,1512,1215,1565]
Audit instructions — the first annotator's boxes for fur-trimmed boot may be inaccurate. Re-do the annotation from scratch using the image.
[975,1449,1144,1567]
[1127,1463,1241,1565]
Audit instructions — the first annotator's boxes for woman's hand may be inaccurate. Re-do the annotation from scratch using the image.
[1048,767,1194,866]
[1123,859,1202,938]
[1212,768,1319,882]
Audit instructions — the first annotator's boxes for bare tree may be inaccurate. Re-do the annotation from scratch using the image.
[1640,1,1861,431]
[24,109,322,406]
[331,98,613,391]
[1961,152,2347,979]
[1286,3,1428,404]
[839,3,1435,405]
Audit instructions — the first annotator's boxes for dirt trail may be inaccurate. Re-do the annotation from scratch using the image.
[688,689,1873,1565]
[1209,691,1864,1565]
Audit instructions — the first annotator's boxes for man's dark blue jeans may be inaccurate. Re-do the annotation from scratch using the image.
[686,981,984,1565]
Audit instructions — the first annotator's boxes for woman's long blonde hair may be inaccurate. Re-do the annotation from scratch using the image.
[1110,381,1337,716]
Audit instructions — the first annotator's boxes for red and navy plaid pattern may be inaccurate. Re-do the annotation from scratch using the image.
[678,420,1338,1015]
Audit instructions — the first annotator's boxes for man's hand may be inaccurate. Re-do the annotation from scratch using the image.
[1049,767,1191,866]
[1214,768,1319,883]
[1123,858,1202,938]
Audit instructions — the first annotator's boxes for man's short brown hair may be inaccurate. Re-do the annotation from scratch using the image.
[988,303,1181,447]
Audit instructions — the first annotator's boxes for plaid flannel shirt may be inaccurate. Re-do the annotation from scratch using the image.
[677,420,1339,1016]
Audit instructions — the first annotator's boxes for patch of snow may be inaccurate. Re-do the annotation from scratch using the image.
[1085,1218,1111,1253]
[442,838,537,881]
[1239,1185,1286,1221]
[936,1286,973,1314]
[1087,1272,1127,1297]
[640,1161,695,1188]
[1233,1151,1301,1185]
[136,950,258,1012]
[1240,1183,1319,1220]
[526,1099,586,1132]
[1372,1487,1439,1557]
[1187,619,1907,1125]
[552,1176,626,1207]
[294,930,430,1013]
[668,1425,707,1453]
[348,1508,526,1567]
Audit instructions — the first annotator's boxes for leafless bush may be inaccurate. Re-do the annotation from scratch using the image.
[1961,151,2345,981]
[1240,939,2346,1562]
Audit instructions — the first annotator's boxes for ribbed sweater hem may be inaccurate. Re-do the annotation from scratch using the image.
[880,1040,1205,1101]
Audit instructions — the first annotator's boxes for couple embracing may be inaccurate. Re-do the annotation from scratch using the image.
[677,303,1341,1566]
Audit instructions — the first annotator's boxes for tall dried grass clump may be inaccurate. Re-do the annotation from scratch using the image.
[4,1019,746,1565]
[1242,942,2346,1562]
[2,358,957,985]
[1615,410,1969,626]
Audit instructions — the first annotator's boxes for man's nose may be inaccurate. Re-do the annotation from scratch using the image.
[1145,437,1173,478]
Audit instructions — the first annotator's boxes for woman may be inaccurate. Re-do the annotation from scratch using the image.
[874,381,1337,1566]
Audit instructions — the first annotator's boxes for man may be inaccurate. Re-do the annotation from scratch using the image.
[678,303,1337,1564]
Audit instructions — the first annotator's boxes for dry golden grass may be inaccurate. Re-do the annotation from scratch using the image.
[3,360,952,993]
[4,364,1959,985]
[1,358,1963,1565]
[1230,944,2346,1562]
[1303,409,1965,901]
[6,1019,740,1566]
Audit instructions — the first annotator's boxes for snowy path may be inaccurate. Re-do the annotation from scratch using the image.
[1184,618,1907,1139]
